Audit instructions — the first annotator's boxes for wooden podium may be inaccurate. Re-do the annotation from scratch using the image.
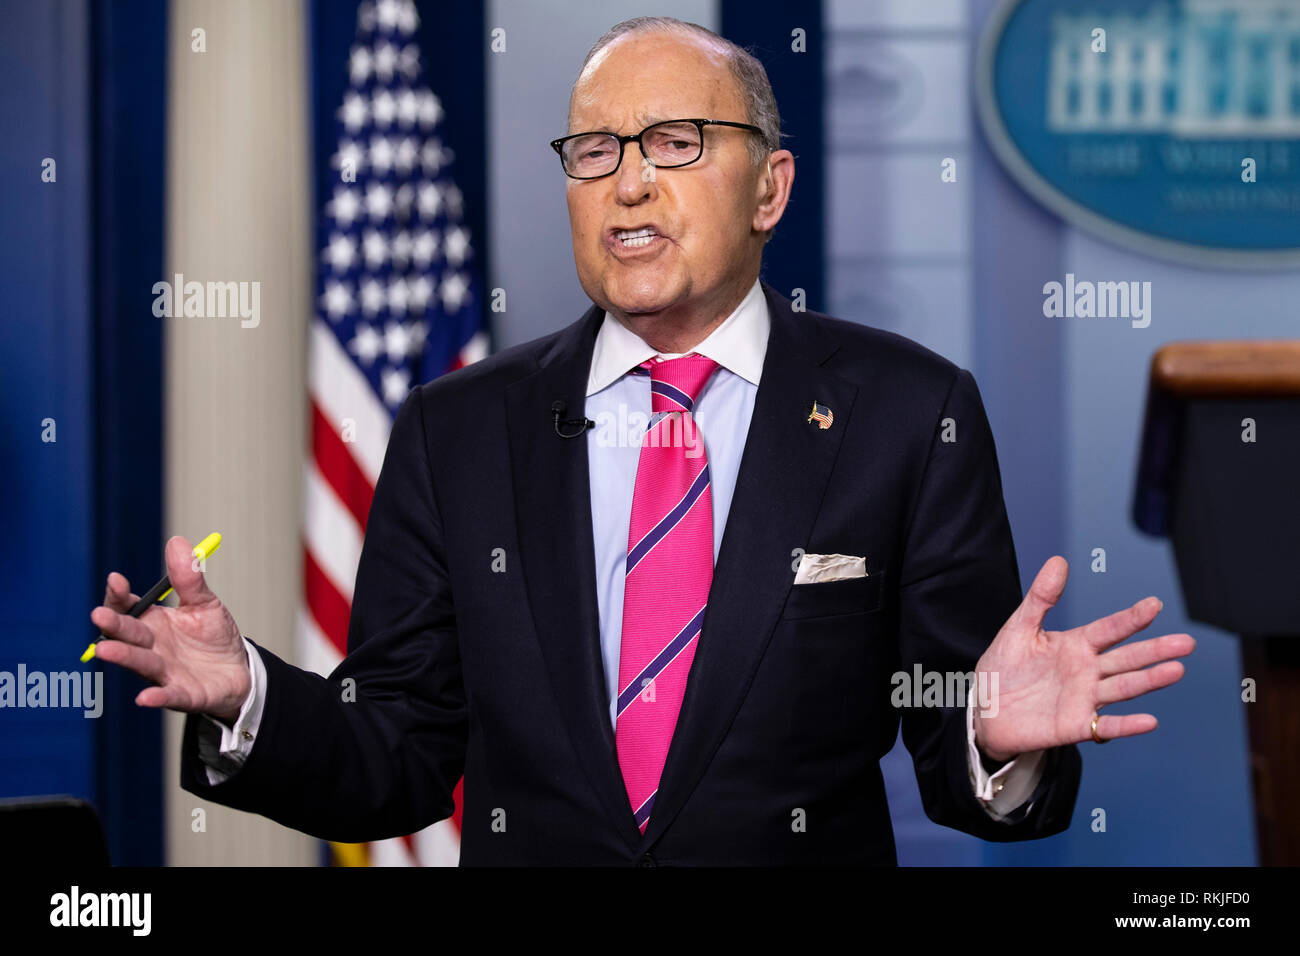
[1134,340,1300,866]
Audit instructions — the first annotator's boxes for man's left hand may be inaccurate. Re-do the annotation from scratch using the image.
[972,556,1195,762]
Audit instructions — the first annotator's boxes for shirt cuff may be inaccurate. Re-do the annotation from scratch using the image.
[197,636,266,786]
[966,695,1047,820]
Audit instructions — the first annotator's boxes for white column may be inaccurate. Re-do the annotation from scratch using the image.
[164,0,315,866]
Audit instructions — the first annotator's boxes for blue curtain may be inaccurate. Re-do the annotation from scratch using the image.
[720,0,824,309]
[0,0,165,865]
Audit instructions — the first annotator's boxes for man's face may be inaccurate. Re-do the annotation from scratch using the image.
[564,32,769,321]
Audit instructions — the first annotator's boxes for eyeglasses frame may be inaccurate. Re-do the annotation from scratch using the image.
[549,118,765,180]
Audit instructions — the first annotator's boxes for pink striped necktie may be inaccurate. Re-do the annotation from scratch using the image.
[616,352,720,833]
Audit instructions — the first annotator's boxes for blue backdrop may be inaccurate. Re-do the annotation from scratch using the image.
[0,0,166,865]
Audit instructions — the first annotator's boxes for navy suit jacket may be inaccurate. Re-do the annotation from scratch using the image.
[181,281,1081,865]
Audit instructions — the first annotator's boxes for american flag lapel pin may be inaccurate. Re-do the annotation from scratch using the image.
[807,400,833,430]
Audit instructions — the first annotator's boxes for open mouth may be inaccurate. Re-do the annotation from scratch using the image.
[610,225,666,250]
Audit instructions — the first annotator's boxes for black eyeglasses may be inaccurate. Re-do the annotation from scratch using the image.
[550,118,764,180]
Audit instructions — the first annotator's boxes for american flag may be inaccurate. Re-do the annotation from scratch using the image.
[807,400,833,430]
[299,0,485,867]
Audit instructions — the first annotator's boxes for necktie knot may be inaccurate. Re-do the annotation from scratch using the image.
[638,353,720,414]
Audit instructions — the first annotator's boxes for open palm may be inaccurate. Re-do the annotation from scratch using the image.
[973,556,1196,762]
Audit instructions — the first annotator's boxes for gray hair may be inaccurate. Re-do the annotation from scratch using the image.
[571,17,782,167]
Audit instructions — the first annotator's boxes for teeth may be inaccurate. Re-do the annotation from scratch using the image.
[616,227,658,246]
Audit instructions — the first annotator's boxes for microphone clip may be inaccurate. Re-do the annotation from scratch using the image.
[552,400,595,439]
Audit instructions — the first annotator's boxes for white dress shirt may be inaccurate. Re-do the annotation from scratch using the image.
[199,277,1046,821]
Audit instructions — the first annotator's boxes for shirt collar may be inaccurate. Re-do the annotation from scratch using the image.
[586,278,768,397]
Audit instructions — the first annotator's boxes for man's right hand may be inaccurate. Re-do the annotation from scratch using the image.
[89,535,251,725]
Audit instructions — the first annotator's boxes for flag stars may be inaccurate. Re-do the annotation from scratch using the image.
[384,320,414,361]
[418,91,443,130]
[360,277,387,315]
[382,367,411,407]
[417,181,442,220]
[339,92,369,133]
[372,89,397,128]
[411,229,439,268]
[369,135,396,175]
[407,275,434,310]
[398,44,420,81]
[334,140,367,178]
[421,139,449,176]
[394,137,418,175]
[443,226,470,266]
[440,272,470,312]
[406,320,428,352]
[327,186,361,228]
[349,323,383,365]
[395,0,419,34]
[365,182,394,220]
[387,277,411,313]
[362,229,389,269]
[393,183,414,221]
[373,42,398,82]
[348,45,372,84]
[442,183,464,219]
[375,0,402,32]
[323,233,357,271]
[324,3,477,414]
[321,280,354,320]
[396,90,420,127]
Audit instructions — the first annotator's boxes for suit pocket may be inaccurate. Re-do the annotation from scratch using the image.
[781,571,883,620]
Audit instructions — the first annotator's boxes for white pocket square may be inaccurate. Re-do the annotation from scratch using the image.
[793,553,867,585]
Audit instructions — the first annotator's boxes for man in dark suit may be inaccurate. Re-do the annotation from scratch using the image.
[90,17,1194,865]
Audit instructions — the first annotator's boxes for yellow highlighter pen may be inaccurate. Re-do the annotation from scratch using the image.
[81,533,223,662]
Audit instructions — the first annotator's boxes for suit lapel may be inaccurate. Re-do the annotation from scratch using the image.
[636,283,859,852]
[505,305,644,850]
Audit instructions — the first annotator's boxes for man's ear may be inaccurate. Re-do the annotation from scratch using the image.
[753,149,794,236]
